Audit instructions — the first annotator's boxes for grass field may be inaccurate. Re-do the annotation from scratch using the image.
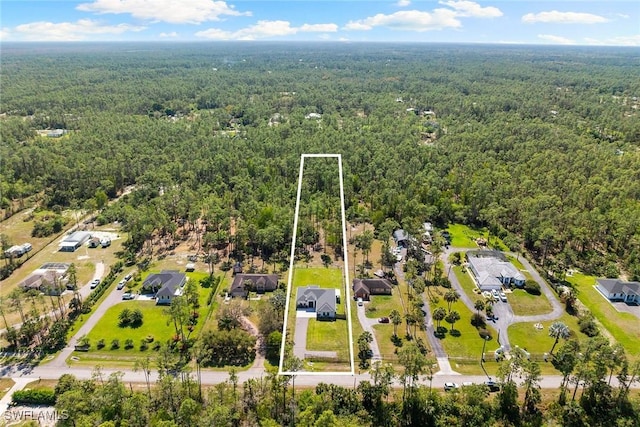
[508,313,582,356]
[507,288,553,316]
[0,378,15,400]
[447,224,509,251]
[80,272,210,361]
[566,272,640,358]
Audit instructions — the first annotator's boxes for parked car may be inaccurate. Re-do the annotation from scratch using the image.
[444,382,459,391]
[90,279,100,289]
[124,273,132,282]
[357,297,364,306]
[378,317,390,323]
[491,289,500,300]
[462,382,474,387]
[117,280,126,290]
[485,380,500,392]
[122,293,134,300]
[499,291,507,302]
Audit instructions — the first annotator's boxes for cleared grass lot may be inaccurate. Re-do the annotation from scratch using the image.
[566,272,640,359]
[446,224,509,251]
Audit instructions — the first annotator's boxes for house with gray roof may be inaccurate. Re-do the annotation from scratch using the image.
[296,285,337,320]
[596,278,639,304]
[143,271,187,305]
[467,253,525,291]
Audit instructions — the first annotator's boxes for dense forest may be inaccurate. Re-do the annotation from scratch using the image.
[1,42,639,280]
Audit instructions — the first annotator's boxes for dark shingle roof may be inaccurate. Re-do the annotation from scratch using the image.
[230,274,279,297]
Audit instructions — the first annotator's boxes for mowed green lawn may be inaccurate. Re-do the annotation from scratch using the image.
[84,272,210,357]
[429,289,498,360]
[447,224,508,251]
[566,272,640,359]
[86,301,174,351]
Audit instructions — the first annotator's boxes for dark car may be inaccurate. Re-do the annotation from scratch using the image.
[378,317,390,323]
[485,380,500,392]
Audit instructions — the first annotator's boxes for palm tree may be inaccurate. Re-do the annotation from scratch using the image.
[389,309,402,337]
[445,310,461,333]
[548,321,570,354]
[474,299,485,315]
[444,290,460,313]
[432,307,446,330]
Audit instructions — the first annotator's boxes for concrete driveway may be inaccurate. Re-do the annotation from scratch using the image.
[356,303,382,361]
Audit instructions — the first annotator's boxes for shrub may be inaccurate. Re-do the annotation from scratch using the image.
[140,340,148,351]
[578,315,599,337]
[153,342,162,351]
[12,389,56,405]
[97,339,106,349]
[524,280,541,295]
[118,307,143,327]
[145,335,154,343]
[111,339,120,349]
[124,339,134,349]
[119,308,132,327]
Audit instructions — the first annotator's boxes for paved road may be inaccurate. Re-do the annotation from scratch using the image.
[355,304,382,361]
[46,262,126,369]
[293,317,309,360]
[394,260,457,374]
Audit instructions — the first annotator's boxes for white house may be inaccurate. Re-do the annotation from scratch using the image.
[467,254,525,291]
[596,278,639,303]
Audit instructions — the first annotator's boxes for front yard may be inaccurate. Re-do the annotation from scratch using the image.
[566,272,640,358]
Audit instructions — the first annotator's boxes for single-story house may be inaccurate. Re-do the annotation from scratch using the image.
[229,273,279,298]
[467,254,525,291]
[352,278,393,301]
[59,231,92,252]
[393,229,410,248]
[596,278,640,304]
[296,285,337,320]
[20,263,70,294]
[142,271,187,305]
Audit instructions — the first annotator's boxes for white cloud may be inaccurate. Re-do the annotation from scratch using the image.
[159,31,178,38]
[12,19,145,41]
[522,11,609,24]
[196,20,336,40]
[438,0,503,18]
[538,34,574,44]
[345,9,461,32]
[397,0,411,7]
[0,28,10,41]
[77,0,250,24]
[345,2,501,33]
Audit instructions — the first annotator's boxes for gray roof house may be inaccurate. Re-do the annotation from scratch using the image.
[296,286,337,320]
[467,254,525,291]
[143,271,187,305]
[596,278,639,304]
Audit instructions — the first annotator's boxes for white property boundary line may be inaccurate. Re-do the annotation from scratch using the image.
[278,154,355,376]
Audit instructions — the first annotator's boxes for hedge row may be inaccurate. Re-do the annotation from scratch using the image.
[12,389,56,405]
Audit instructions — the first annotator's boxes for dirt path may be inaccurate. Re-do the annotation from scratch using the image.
[240,316,265,374]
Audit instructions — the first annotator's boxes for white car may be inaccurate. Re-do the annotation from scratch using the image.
[491,289,500,300]
[357,297,363,306]
[117,280,126,290]
[499,291,507,302]
[444,382,459,391]
[90,279,100,289]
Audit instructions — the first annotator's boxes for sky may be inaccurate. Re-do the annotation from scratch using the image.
[0,1,639,46]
